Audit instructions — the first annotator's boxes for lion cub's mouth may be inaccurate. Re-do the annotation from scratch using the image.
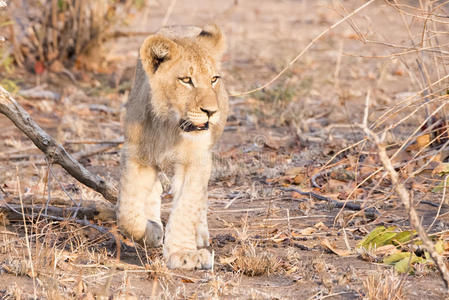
[179,119,209,132]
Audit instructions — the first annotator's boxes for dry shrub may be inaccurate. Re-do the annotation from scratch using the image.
[363,269,406,300]
[8,0,138,72]
[230,242,282,276]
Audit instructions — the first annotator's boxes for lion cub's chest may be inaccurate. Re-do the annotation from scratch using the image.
[156,131,213,166]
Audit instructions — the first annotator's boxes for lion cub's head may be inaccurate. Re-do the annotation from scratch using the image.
[139,25,227,134]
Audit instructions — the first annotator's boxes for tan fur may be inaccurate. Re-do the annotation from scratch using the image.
[117,25,228,269]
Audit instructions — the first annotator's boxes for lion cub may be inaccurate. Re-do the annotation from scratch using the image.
[117,25,228,270]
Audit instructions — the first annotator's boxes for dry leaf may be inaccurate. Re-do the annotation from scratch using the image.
[416,134,431,150]
[285,167,305,176]
[320,238,351,256]
[327,179,347,189]
[285,265,298,274]
[300,227,316,235]
[371,244,399,256]
[293,173,306,185]
[314,221,328,230]
[219,256,237,265]
[291,231,302,238]
[291,191,303,199]
[433,162,449,175]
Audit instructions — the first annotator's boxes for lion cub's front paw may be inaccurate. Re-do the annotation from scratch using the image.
[143,220,163,247]
[166,248,213,270]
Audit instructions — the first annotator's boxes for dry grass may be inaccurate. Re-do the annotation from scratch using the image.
[363,269,407,300]
[145,256,171,281]
[230,242,282,277]
[0,218,114,298]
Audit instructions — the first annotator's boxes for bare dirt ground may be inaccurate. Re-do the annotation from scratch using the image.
[1,0,449,299]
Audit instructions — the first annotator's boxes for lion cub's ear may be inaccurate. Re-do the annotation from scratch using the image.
[140,35,179,74]
[196,24,226,61]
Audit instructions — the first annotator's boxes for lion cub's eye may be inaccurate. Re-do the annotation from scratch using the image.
[211,76,220,85]
[178,77,193,85]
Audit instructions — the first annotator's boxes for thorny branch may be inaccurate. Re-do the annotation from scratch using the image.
[0,86,118,203]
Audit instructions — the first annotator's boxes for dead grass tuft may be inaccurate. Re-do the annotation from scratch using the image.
[230,242,282,277]
[363,269,407,300]
[145,257,171,280]
[2,257,33,277]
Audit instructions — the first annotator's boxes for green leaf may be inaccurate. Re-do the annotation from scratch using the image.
[383,252,411,265]
[358,226,387,249]
[436,163,449,175]
[435,240,444,254]
[388,253,426,273]
[432,177,449,192]
[0,79,18,93]
[392,230,416,244]
[358,226,408,249]
[371,231,398,247]
[394,256,413,273]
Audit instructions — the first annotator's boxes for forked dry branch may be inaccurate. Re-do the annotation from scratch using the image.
[0,86,118,203]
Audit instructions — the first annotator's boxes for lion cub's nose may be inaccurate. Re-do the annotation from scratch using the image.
[200,107,217,117]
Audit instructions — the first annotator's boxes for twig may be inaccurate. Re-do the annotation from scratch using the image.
[311,163,349,189]
[361,91,449,289]
[286,209,291,236]
[65,139,124,145]
[161,0,177,27]
[0,87,118,203]
[224,192,244,209]
[229,0,375,97]
[47,164,81,217]
[73,144,118,161]
[16,171,37,299]
[420,201,440,208]
[45,159,52,215]
[428,174,449,232]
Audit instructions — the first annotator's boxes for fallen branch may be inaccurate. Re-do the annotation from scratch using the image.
[2,203,110,222]
[361,91,449,289]
[8,195,116,222]
[2,201,111,236]
[280,187,379,219]
[18,86,60,101]
[0,86,118,203]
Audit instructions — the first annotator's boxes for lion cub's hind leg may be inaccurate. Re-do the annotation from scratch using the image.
[142,178,163,247]
[118,159,163,247]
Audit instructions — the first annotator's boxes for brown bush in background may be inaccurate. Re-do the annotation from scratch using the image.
[8,0,140,73]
